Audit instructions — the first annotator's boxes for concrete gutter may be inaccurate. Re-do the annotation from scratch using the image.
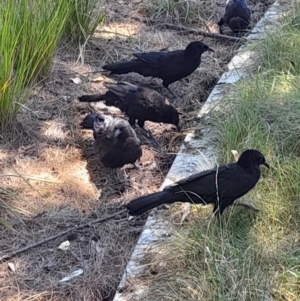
[113,2,286,300]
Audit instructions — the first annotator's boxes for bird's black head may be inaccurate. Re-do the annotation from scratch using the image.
[184,41,214,58]
[161,105,180,131]
[238,149,270,169]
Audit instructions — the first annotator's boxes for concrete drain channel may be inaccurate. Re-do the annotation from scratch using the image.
[111,1,286,300]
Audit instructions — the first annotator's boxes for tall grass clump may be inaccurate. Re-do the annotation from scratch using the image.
[64,0,105,45]
[0,0,70,126]
[145,3,300,301]
[260,2,300,76]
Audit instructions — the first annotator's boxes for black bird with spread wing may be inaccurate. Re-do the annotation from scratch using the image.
[79,82,180,130]
[102,41,214,95]
[126,149,269,216]
[81,113,142,169]
[218,0,251,34]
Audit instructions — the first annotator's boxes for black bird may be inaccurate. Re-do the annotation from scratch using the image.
[126,149,269,216]
[79,82,180,130]
[81,113,142,169]
[218,0,251,34]
[102,41,214,95]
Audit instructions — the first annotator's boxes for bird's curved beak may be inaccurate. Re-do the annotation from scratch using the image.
[176,124,181,132]
[263,162,270,169]
[208,47,215,53]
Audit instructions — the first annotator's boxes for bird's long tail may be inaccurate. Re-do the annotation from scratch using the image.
[103,60,142,75]
[78,94,106,102]
[126,190,181,216]
[80,113,97,129]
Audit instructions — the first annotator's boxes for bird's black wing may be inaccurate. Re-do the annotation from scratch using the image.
[105,83,139,110]
[133,52,168,68]
[217,165,259,201]
[124,86,166,111]
[164,163,257,197]
[163,164,229,191]
[140,87,167,106]
[109,84,158,110]
[224,0,251,22]
[164,163,258,207]
[159,50,201,85]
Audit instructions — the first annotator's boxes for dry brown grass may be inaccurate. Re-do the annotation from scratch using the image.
[0,0,275,300]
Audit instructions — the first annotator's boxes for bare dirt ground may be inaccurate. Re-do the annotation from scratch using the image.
[0,1,274,300]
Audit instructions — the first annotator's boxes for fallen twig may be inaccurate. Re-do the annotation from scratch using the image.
[0,209,127,262]
[155,23,246,42]
[120,15,247,43]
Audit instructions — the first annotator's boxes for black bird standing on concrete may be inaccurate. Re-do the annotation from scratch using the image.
[102,41,214,96]
[218,0,251,34]
[81,113,142,169]
[126,149,269,216]
[79,82,180,130]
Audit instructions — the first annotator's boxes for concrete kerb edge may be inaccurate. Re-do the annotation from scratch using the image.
[113,2,286,300]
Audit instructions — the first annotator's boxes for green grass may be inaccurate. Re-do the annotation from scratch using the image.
[0,0,105,127]
[0,0,70,125]
[146,3,300,301]
[64,0,105,45]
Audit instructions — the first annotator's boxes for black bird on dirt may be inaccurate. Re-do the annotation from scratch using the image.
[101,41,214,95]
[218,0,251,34]
[81,113,142,169]
[126,149,269,216]
[78,82,180,130]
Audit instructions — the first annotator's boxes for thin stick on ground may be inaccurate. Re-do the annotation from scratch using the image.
[155,23,246,42]
[121,14,246,42]
[0,209,127,262]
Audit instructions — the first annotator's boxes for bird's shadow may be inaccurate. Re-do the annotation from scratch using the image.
[134,126,162,152]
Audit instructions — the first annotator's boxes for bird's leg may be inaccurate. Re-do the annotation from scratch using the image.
[164,86,177,99]
[129,117,136,127]
[234,31,245,38]
[218,18,224,34]
[137,119,145,128]
[212,207,224,228]
[219,199,233,216]
[159,86,164,95]
[218,25,223,35]
[136,120,148,134]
